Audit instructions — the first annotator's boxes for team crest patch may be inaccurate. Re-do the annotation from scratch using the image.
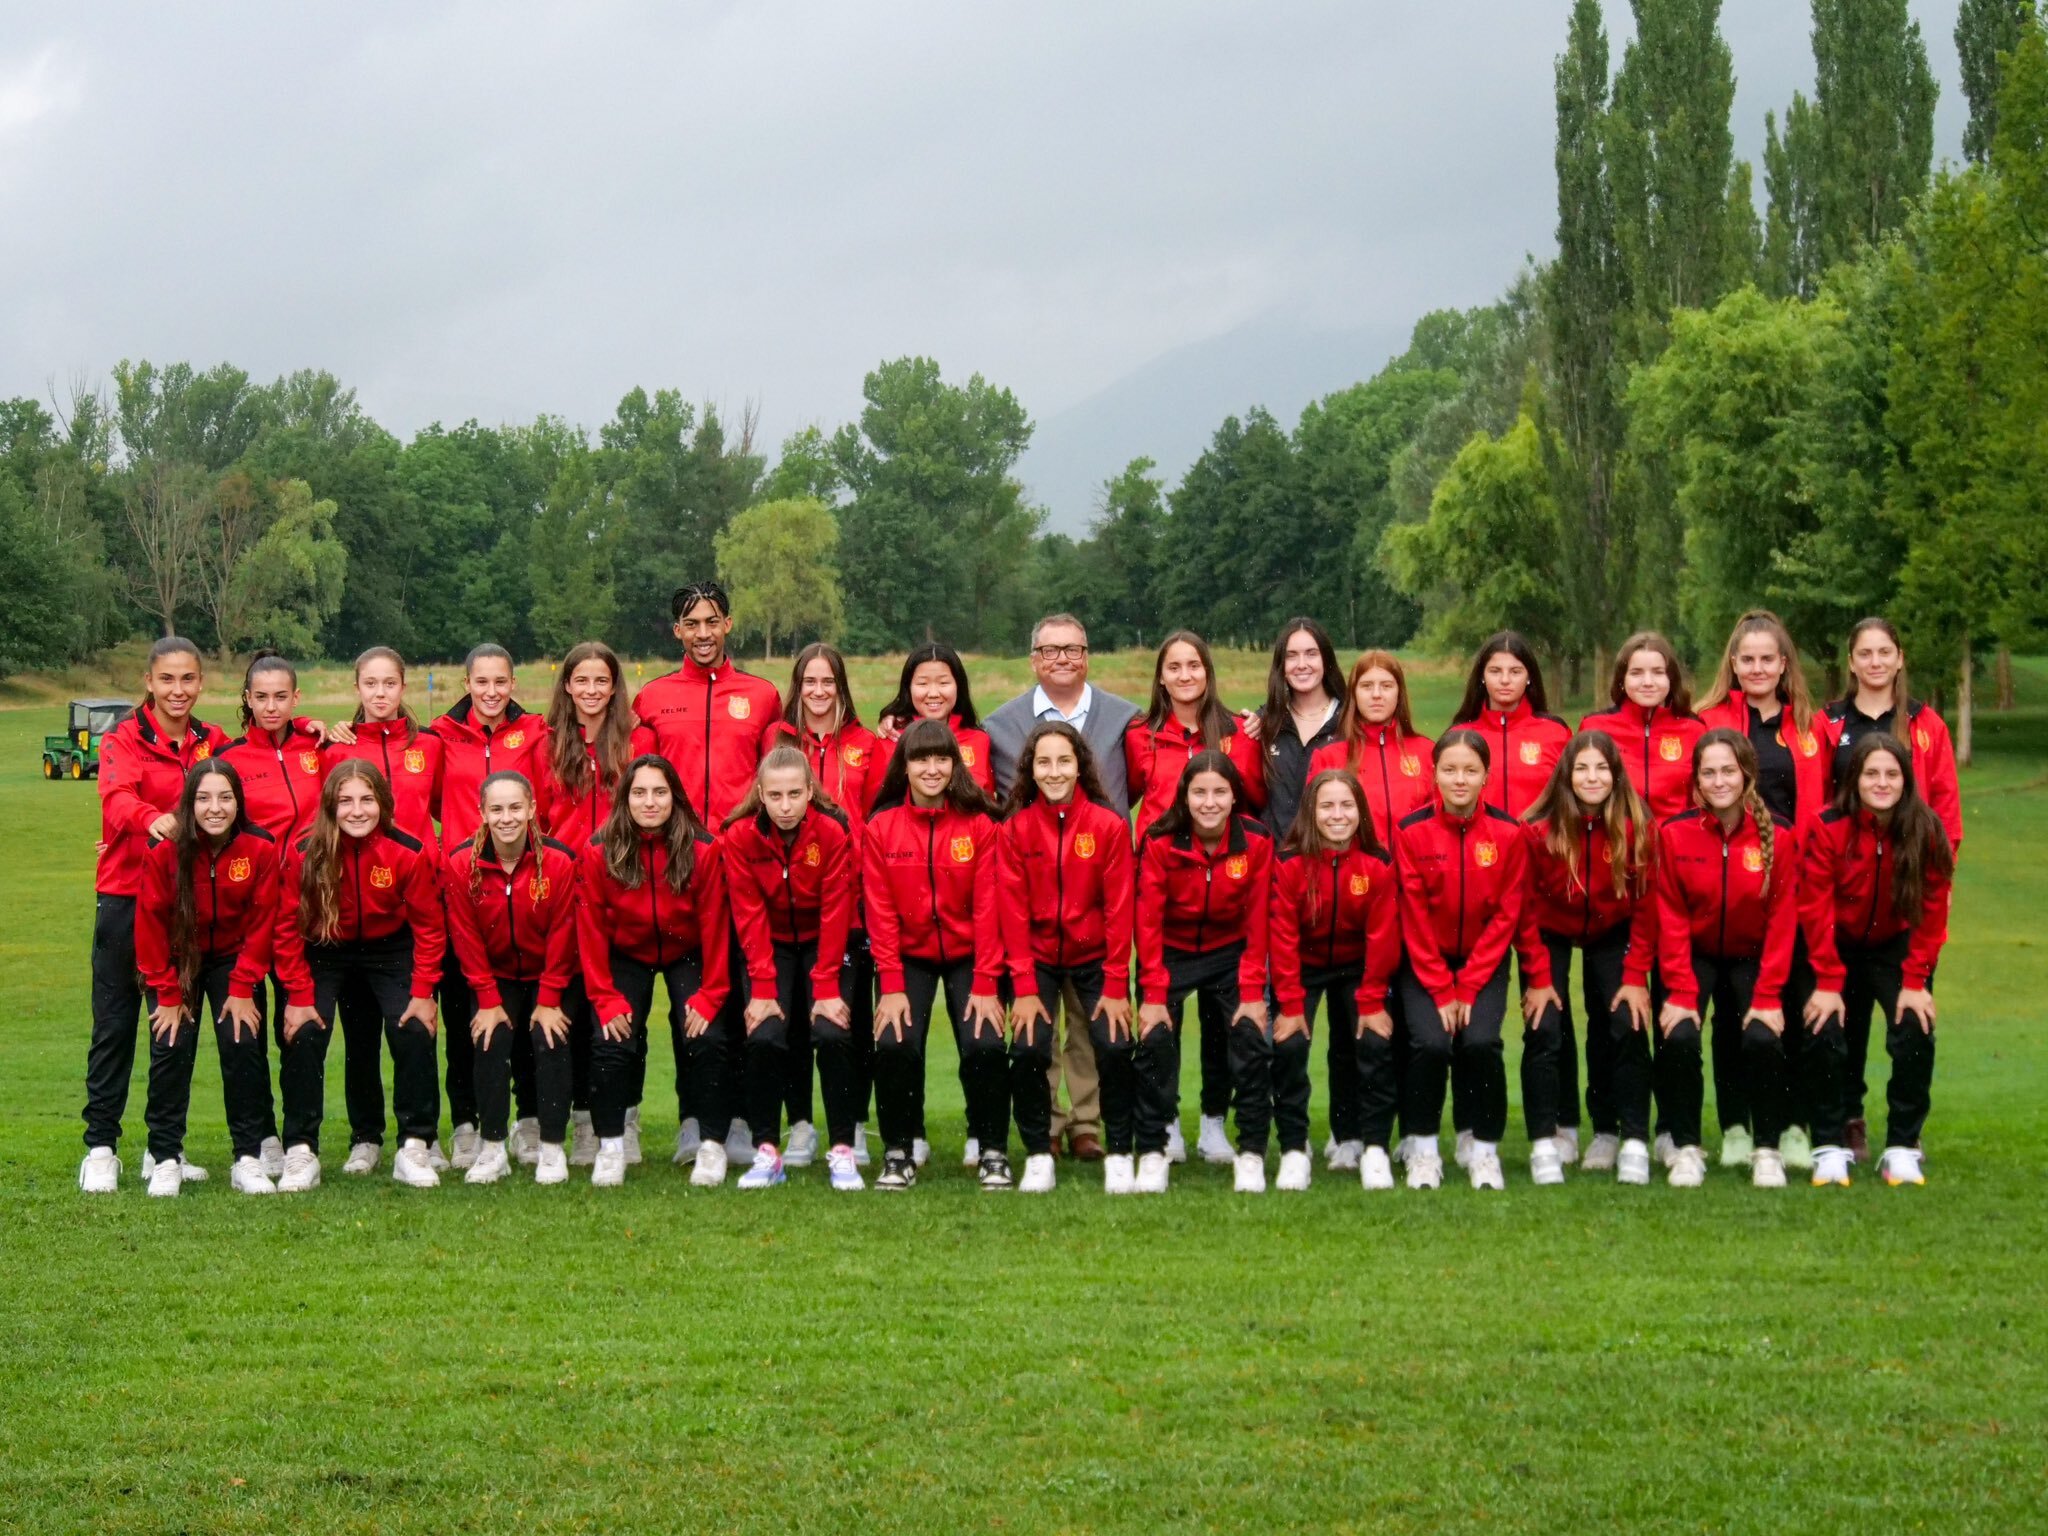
[1224,854,1249,880]
[803,842,822,868]
[1349,873,1369,896]
[1474,841,1499,868]
[949,836,975,864]
[840,744,866,767]
[1798,731,1819,757]
[369,865,395,889]
[300,752,321,774]
[192,743,211,761]
[728,696,751,720]
[1914,727,1930,751]
[1074,832,1098,859]
[1518,741,1540,766]
[961,745,977,768]
[528,876,551,901]
[504,730,525,750]
[404,748,427,773]
[1658,735,1683,762]
[1399,754,1421,778]
[1743,847,1764,874]
[227,857,252,883]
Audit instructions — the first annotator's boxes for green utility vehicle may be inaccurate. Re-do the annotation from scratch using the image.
[42,698,134,781]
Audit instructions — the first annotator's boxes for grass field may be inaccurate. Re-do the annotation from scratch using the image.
[3,648,2044,1534]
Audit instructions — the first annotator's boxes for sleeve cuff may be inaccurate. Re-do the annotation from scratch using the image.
[538,984,563,1008]
[879,968,907,994]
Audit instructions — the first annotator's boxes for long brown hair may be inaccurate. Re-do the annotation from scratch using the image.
[140,635,203,714]
[600,754,706,894]
[1257,619,1343,744]
[1695,609,1815,736]
[1845,616,1913,721]
[1451,631,1549,723]
[1834,732,1954,922]
[1002,721,1110,816]
[1144,630,1235,744]
[781,643,860,735]
[1692,728,1777,897]
[870,718,997,817]
[169,761,250,1001]
[238,650,297,733]
[1284,770,1387,930]
[547,641,636,804]
[1526,729,1651,901]
[351,645,417,729]
[1334,650,1418,749]
[301,760,397,942]
[465,770,548,904]
[1146,749,1251,845]
[1607,630,1695,715]
[723,743,846,828]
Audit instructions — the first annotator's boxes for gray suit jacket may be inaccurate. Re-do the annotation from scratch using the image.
[985,686,1141,817]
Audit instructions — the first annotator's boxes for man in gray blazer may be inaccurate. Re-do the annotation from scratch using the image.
[983,614,1141,1162]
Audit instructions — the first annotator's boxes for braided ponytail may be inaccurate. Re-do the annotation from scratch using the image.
[1746,789,1775,897]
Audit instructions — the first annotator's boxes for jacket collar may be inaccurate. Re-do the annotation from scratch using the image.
[1171,813,1249,857]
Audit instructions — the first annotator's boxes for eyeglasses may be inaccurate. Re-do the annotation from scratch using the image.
[1033,645,1088,662]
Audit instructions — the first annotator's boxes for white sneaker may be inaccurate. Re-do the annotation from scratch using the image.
[1652,1131,1678,1169]
[1164,1121,1188,1164]
[1529,1137,1565,1186]
[1275,1149,1312,1191]
[962,1136,981,1168]
[1617,1138,1652,1185]
[1454,1129,1475,1169]
[1103,1153,1137,1195]
[1555,1125,1580,1165]
[1752,1148,1787,1188]
[623,1107,643,1164]
[278,1143,322,1193]
[1360,1145,1395,1191]
[1196,1115,1234,1165]
[853,1125,872,1167]
[342,1142,380,1175]
[570,1110,597,1166]
[450,1122,480,1169]
[911,1137,931,1168]
[1406,1139,1444,1190]
[1326,1138,1362,1172]
[230,1155,277,1194]
[671,1113,697,1164]
[827,1146,864,1191]
[147,1156,182,1197]
[392,1138,439,1188]
[1134,1151,1170,1194]
[737,1145,786,1189]
[1667,1145,1707,1187]
[258,1135,285,1179]
[1392,1134,1413,1166]
[1233,1150,1267,1193]
[1812,1145,1853,1187]
[784,1121,819,1168]
[464,1140,511,1185]
[724,1119,755,1163]
[511,1118,541,1165]
[1880,1146,1925,1187]
[426,1140,451,1172]
[1580,1132,1621,1173]
[1719,1124,1755,1169]
[1468,1142,1506,1191]
[592,1137,626,1187]
[1018,1153,1056,1194]
[691,1141,729,1188]
[1779,1124,1814,1171]
[535,1143,569,1185]
[140,1151,207,1183]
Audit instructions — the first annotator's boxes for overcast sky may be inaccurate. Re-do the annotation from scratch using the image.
[0,1,1968,462]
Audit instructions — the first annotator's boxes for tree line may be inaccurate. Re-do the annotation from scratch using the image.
[2,0,2042,764]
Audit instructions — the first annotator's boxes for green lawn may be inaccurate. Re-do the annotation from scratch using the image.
[2,653,2044,1534]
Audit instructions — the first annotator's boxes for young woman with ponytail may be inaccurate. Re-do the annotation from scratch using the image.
[273,761,447,1191]
[1447,632,1572,818]
[218,652,326,846]
[1515,731,1655,1185]
[131,761,284,1196]
[1799,735,1954,1188]
[1577,632,1707,824]
[1124,630,1264,836]
[443,771,581,1186]
[1649,731,1799,1190]
[1825,619,1962,852]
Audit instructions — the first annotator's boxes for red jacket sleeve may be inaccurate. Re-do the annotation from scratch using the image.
[1100,825,1135,996]
[1135,838,1170,1006]
[1512,825,1554,990]
[98,730,164,843]
[1622,855,1655,989]
[1799,822,1849,993]
[1229,729,1268,813]
[229,846,280,1002]
[538,861,578,1008]
[442,859,502,1009]
[1122,723,1154,826]
[134,848,179,1006]
[528,727,560,837]
[810,827,852,1003]
[1355,861,1401,1013]
[1236,839,1272,1006]
[401,848,445,998]
[971,818,1004,993]
[1752,824,1799,1009]
[684,840,730,1021]
[721,831,779,993]
[576,844,628,1025]
[1396,828,1456,1010]
[864,819,907,994]
[997,822,1040,996]
[1903,843,1951,989]
[1918,712,1964,856]
[273,852,315,1009]
[1455,827,1525,1006]
[1653,827,1701,1014]
[1268,858,1308,1016]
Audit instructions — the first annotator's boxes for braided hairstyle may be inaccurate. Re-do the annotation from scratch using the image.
[466,770,547,906]
[1693,727,1775,896]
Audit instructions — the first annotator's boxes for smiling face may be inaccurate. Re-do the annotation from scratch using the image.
[909,662,958,721]
[1695,743,1745,813]
[1312,778,1360,846]
[800,657,842,729]
[1850,627,1903,696]
[1436,743,1487,813]
[482,778,533,854]
[1031,734,1080,805]
[1031,620,1089,692]
[245,667,298,735]
[627,765,673,830]
[1282,631,1324,698]
[1186,769,1234,837]
[467,655,514,724]
[567,657,615,722]
[148,649,203,725]
[192,771,238,840]
[1733,631,1787,703]
[1570,745,1614,812]
[674,597,732,668]
[335,777,381,840]
[1621,647,1671,711]
[1159,642,1207,711]
[1482,652,1529,712]
[1354,666,1400,727]
[758,764,812,831]
[355,655,406,722]
[1858,748,1905,815]
[907,752,955,805]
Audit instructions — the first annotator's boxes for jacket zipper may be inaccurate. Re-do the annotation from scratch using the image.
[1718,833,1731,956]
[645,842,667,967]
[207,851,220,955]
[1377,732,1397,868]
[702,670,715,822]
[503,861,525,981]
[1194,851,1214,955]
[350,839,365,942]
[1581,819,1595,942]
[926,816,947,965]
[1054,807,1068,966]
[1454,815,1469,958]
[1862,828,1885,941]
[782,825,803,943]
[276,729,301,832]
[1324,854,1340,968]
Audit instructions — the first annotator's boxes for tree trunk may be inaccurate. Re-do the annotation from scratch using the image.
[1956,630,1974,768]
[1996,644,2014,711]
[762,625,775,662]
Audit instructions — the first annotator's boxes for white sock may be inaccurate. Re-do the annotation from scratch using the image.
[600,1136,624,1153]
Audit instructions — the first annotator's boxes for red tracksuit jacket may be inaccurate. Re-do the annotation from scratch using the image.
[631,656,783,825]
[770,718,884,839]
[1697,697,1836,828]
[96,706,233,898]
[218,722,327,845]
[133,827,283,1011]
[1577,701,1707,823]
[1651,808,1799,1013]
[997,792,1135,996]
[326,718,443,845]
[443,837,581,1008]
[1513,817,1655,989]
[1135,815,1273,1007]
[1268,843,1400,1016]
[1395,801,1528,1008]
[868,715,997,805]
[1458,699,1572,818]
[1308,727,1437,857]
[1824,697,1964,854]
[721,806,855,1004]
[862,802,1004,993]
[1797,808,1951,992]
[274,827,447,1006]
[549,723,659,850]
[1123,715,1266,836]
[575,830,731,1026]
[427,699,556,855]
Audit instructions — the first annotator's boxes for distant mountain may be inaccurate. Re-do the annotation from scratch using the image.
[1016,314,1410,534]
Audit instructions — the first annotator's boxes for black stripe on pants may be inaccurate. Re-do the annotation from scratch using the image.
[1017,962,1104,1158]
[1398,957,1511,1143]
[82,893,143,1150]
[302,930,440,1147]
[591,948,723,1141]
[1274,963,1361,1154]
[1526,924,1632,1141]
[1804,931,1931,1149]
[471,979,574,1143]
[1135,944,1270,1155]
[143,954,279,1162]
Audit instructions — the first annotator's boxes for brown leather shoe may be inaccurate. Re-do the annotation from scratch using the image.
[1070,1130,1105,1162]
[1845,1118,1869,1163]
